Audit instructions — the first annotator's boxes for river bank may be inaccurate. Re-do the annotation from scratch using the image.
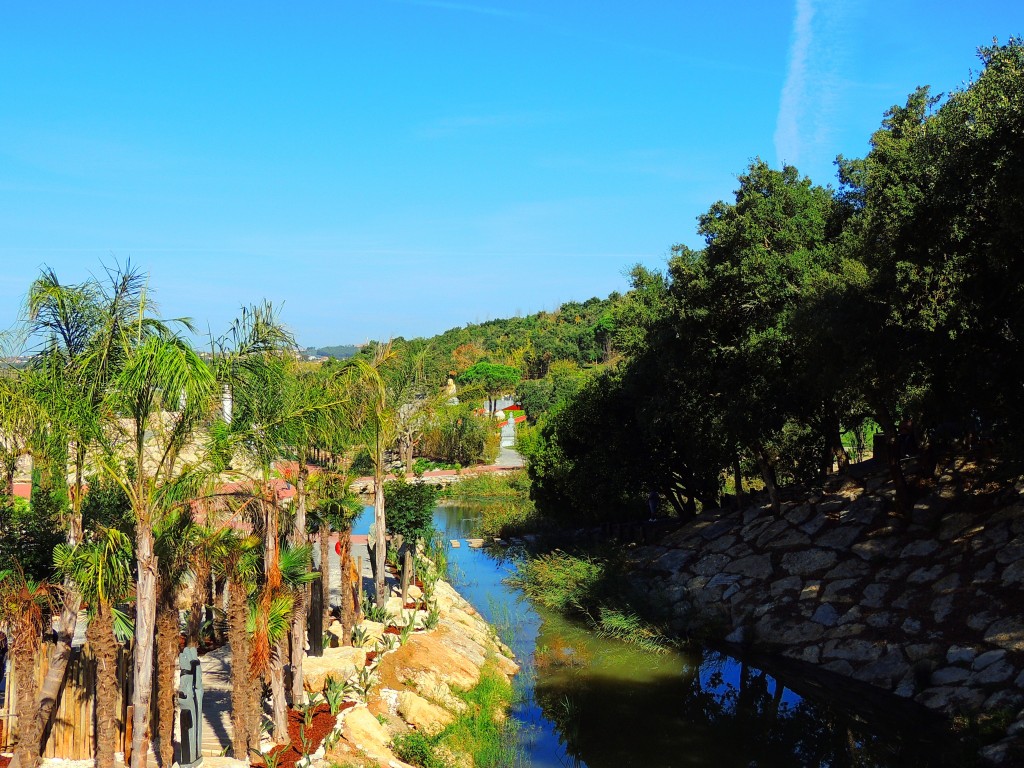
[629,459,1024,765]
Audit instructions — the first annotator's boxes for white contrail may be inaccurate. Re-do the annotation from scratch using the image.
[774,0,816,169]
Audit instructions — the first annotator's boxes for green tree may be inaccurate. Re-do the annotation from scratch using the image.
[457,362,522,415]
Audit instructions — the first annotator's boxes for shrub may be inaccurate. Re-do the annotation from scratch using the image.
[382,476,441,541]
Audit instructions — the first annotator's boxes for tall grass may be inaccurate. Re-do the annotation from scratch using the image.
[391,662,522,768]
[508,550,676,652]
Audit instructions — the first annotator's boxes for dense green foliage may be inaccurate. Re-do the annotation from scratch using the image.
[382,475,442,541]
[522,40,1024,523]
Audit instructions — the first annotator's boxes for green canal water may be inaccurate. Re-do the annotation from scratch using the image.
[355,502,972,767]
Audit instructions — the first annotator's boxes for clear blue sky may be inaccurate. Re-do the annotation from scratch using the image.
[1,1,1020,346]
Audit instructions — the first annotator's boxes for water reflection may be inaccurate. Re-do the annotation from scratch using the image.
[353,502,968,768]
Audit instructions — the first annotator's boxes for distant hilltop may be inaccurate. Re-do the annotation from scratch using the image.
[303,344,361,360]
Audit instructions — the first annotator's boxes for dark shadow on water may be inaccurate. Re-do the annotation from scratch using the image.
[356,501,976,768]
[533,641,971,768]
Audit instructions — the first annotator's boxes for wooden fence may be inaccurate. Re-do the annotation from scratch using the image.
[0,643,133,759]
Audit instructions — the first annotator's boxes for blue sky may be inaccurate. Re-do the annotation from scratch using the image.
[1,1,1020,346]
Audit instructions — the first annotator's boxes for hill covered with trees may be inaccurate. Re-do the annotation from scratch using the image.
[516,39,1024,525]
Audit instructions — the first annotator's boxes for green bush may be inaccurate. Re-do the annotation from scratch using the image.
[392,732,446,768]
[383,476,441,541]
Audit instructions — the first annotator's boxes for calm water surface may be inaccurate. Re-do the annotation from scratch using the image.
[355,503,968,768]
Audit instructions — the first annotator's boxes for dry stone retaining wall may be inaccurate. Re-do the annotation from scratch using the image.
[634,469,1024,762]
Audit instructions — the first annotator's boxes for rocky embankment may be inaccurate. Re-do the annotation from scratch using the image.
[304,578,518,768]
[634,461,1024,764]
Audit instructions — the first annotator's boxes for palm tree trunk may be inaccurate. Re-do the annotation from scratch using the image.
[90,607,119,768]
[131,522,159,768]
[155,604,180,768]
[13,644,42,768]
[373,451,387,605]
[338,525,355,645]
[289,464,309,704]
[319,527,331,635]
[188,558,210,647]
[270,639,288,743]
[227,580,255,760]
[29,496,84,756]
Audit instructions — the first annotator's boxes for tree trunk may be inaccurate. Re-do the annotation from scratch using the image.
[90,607,120,768]
[215,577,228,645]
[29,496,84,755]
[131,522,158,768]
[227,580,257,760]
[29,580,80,759]
[188,558,211,648]
[827,413,850,474]
[289,465,309,704]
[754,446,781,516]
[733,456,744,510]
[373,454,387,605]
[270,637,288,742]
[13,644,42,768]
[338,525,356,645]
[875,409,912,514]
[155,603,179,768]
[319,527,332,635]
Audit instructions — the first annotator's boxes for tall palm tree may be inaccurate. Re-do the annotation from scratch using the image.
[100,326,216,768]
[53,528,134,768]
[0,567,50,768]
[14,265,156,762]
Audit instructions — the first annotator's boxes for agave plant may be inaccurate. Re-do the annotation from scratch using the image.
[354,666,377,701]
[323,676,346,716]
[350,625,370,648]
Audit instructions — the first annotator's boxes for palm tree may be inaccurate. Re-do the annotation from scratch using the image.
[0,566,50,768]
[14,265,155,761]
[53,528,134,768]
[307,468,362,643]
[100,326,216,768]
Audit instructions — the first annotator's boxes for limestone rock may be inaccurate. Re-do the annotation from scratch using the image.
[398,690,455,735]
[330,706,408,767]
[304,646,367,692]
[356,620,387,646]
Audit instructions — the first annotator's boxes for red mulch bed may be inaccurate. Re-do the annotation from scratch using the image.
[253,703,346,768]
[0,754,11,768]
[384,626,401,636]
[365,651,378,664]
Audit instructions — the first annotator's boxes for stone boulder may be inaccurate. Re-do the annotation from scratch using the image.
[303,646,367,692]
[326,706,413,767]
[398,690,455,735]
